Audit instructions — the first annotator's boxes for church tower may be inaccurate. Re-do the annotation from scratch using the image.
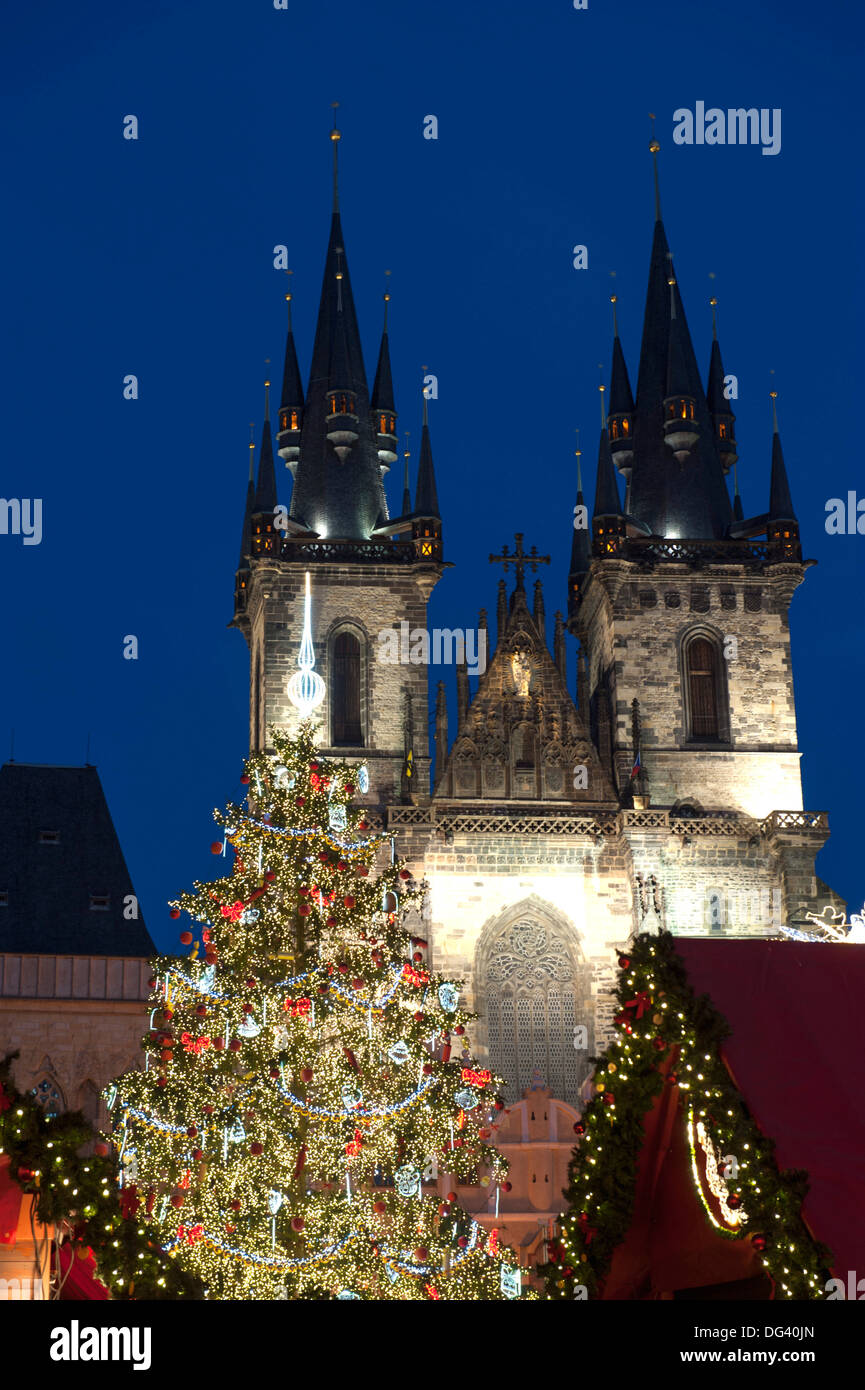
[231,126,444,811]
[567,135,838,927]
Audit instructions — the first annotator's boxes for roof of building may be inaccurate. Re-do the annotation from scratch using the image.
[0,763,154,957]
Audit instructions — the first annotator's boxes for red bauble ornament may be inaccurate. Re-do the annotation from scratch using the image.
[265,870,276,882]
[94,1141,110,1157]
[603,1092,615,1105]
[187,1125,197,1138]
[318,852,330,864]
[503,1181,512,1192]
[423,1063,433,1075]
[352,978,365,990]
[447,1191,457,1203]
[170,1193,184,1208]
[203,1104,214,1115]
[210,842,223,855]
[494,1100,504,1111]
[291,1216,305,1233]
[751,1234,767,1251]
[337,860,348,872]
[454,1025,465,1036]
[413,1011,424,1022]
[192,1148,203,1161]
[250,1142,263,1156]
[359,820,368,830]
[727,1193,742,1210]
[298,886,309,897]
[179,931,193,946]
[356,866,369,877]
[399,869,411,880]
[338,963,348,974]
[326,916,337,927]
[225,1224,236,1234]
[309,762,319,771]
[439,1204,449,1217]
[270,1067,280,1079]
[298,905,311,917]
[617,954,631,970]
[228,1038,241,1052]
[343,895,356,909]
[345,782,355,794]
[373,1200,387,1215]
[652,1037,666,1051]
[169,908,181,920]
[300,1067,313,1084]
[573,1121,586,1136]
[413,952,423,963]
[318,984,328,994]
[148,976,157,988]
[457,1236,468,1249]
[414,1247,429,1263]
[240,773,250,785]
[230,1199,241,1212]
[246,977,256,988]
[157,1076,168,1088]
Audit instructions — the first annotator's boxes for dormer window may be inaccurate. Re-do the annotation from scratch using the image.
[611,419,618,440]
[622,417,629,435]
[379,413,387,433]
[39,829,59,844]
[89,894,110,911]
[719,422,727,439]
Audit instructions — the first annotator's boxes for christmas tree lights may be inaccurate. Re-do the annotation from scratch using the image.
[111,724,524,1300]
[540,930,833,1300]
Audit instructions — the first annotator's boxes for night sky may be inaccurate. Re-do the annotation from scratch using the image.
[2,0,861,953]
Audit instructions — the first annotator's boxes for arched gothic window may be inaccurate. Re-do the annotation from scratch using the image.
[683,633,725,741]
[482,915,592,1105]
[515,727,535,769]
[31,1074,64,1116]
[331,631,363,747]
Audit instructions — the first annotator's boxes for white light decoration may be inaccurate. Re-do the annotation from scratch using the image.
[286,571,325,716]
[781,902,865,944]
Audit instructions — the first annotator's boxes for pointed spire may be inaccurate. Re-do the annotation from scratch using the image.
[238,426,256,569]
[705,284,737,471]
[370,278,396,416]
[609,296,635,417]
[414,386,440,517]
[768,392,797,522]
[649,114,662,222]
[593,386,624,520]
[330,104,340,212]
[569,428,591,579]
[253,376,277,514]
[401,433,412,516]
[279,272,304,413]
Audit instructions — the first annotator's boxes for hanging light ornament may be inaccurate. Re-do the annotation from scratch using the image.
[286,571,326,716]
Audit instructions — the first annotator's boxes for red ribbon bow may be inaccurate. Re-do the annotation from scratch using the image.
[624,991,652,1019]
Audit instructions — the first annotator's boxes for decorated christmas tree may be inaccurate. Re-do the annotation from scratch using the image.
[110,722,524,1300]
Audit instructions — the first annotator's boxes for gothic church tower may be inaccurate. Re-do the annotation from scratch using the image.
[232,128,443,812]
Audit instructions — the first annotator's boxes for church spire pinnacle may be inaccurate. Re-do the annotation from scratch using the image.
[705,277,737,471]
[277,270,305,468]
[649,114,662,222]
[766,386,801,557]
[330,104,341,213]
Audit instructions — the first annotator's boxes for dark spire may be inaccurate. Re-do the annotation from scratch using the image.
[238,431,256,568]
[767,393,797,522]
[414,389,440,517]
[401,433,412,516]
[370,286,396,415]
[593,389,624,520]
[569,431,591,614]
[279,277,304,415]
[253,379,277,514]
[626,136,733,539]
[287,126,389,539]
[705,292,737,471]
[608,297,635,417]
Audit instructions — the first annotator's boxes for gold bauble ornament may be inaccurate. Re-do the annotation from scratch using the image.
[653,1014,663,1026]
[595,1081,606,1092]
[607,1062,617,1073]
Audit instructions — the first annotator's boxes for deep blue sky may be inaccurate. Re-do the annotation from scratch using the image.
[1,0,862,952]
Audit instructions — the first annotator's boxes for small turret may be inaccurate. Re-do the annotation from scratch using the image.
[705,294,737,471]
[276,275,304,469]
[411,387,443,562]
[662,263,700,460]
[766,392,801,559]
[608,294,635,478]
[251,379,279,558]
[370,280,398,468]
[592,387,626,555]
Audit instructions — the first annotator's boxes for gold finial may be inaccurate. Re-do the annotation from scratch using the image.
[421,364,430,426]
[264,361,271,420]
[575,427,583,492]
[284,269,294,329]
[769,370,779,431]
[708,271,718,338]
[383,269,391,330]
[248,423,255,481]
[649,114,662,219]
[598,368,606,429]
[402,430,411,493]
[610,272,619,335]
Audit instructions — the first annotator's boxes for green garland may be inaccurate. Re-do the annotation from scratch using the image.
[0,1052,202,1300]
[540,931,833,1300]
